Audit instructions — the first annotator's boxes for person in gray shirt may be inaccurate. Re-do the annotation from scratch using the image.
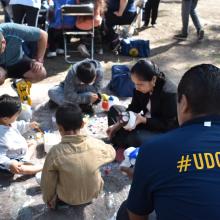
[0,23,48,86]
[48,59,103,114]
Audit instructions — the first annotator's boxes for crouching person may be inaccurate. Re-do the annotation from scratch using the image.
[41,104,115,208]
[48,59,103,114]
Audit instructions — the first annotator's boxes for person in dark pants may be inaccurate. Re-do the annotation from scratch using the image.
[107,59,178,149]
[144,0,160,27]
[174,0,204,40]
[117,64,220,220]
[105,0,136,50]
[10,0,41,27]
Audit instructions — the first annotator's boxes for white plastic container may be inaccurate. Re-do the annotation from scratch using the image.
[44,132,61,153]
[123,111,137,130]
[120,147,136,168]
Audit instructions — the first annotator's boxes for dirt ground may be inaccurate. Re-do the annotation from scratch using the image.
[0,0,219,219]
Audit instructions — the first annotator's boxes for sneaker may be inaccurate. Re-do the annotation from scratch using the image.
[174,33,188,40]
[47,51,57,58]
[151,22,157,27]
[77,44,90,57]
[197,29,204,40]
[56,48,65,55]
[143,21,149,27]
[96,48,103,55]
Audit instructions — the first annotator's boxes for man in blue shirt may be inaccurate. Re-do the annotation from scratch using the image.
[0,23,48,86]
[117,64,220,220]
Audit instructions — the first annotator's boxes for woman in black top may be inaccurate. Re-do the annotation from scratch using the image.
[107,59,178,148]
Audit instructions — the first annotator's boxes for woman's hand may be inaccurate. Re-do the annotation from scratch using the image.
[106,125,117,139]
[106,122,121,139]
[135,114,147,127]
[125,114,147,131]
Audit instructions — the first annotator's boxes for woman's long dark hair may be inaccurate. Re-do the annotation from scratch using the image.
[131,59,165,81]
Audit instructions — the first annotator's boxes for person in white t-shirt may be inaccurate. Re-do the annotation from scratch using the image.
[0,94,42,175]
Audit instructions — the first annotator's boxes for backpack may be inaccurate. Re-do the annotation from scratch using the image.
[120,38,150,58]
[109,65,135,97]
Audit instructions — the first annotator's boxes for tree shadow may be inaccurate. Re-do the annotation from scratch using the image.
[150,40,180,57]
[17,203,87,220]
[26,185,41,196]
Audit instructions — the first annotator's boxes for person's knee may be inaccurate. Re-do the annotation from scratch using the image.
[37,67,47,81]
[25,66,47,83]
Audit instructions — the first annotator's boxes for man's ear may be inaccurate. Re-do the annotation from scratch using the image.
[57,124,65,135]
[81,121,85,129]
[152,76,157,85]
[180,94,190,115]
[2,117,8,123]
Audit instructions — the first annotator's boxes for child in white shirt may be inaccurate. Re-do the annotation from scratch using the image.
[0,94,42,174]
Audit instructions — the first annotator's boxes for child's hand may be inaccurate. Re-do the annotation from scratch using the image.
[29,121,40,129]
[120,166,134,179]
[9,161,23,174]
[91,93,99,103]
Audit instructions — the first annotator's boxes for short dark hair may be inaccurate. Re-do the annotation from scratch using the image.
[0,94,21,117]
[55,104,83,131]
[76,61,96,84]
[131,59,164,81]
[178,64,220,115]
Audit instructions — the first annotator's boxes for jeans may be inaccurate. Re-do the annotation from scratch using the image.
[105,10,136,42]
[48,28,64,52]
[181,0,202,35]
[144,0,161,26]
[48,84,65,106]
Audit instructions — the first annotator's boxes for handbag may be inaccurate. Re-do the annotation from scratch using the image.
[109,65,135,97]
[120,38,150,57]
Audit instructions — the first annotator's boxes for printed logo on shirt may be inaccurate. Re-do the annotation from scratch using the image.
[177,152,220,173]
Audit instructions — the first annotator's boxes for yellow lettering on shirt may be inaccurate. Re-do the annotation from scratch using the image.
[177,152,220,173]
[193,153,204,170]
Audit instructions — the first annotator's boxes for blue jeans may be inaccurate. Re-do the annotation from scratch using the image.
[181,0,202,35]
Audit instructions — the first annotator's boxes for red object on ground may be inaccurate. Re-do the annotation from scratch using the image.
[116,148,125,162]
[102,100,109,111]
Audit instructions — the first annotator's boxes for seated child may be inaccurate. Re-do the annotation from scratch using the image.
[0,94,42,175]
[48,59,103,114]
[41,104,115,208]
